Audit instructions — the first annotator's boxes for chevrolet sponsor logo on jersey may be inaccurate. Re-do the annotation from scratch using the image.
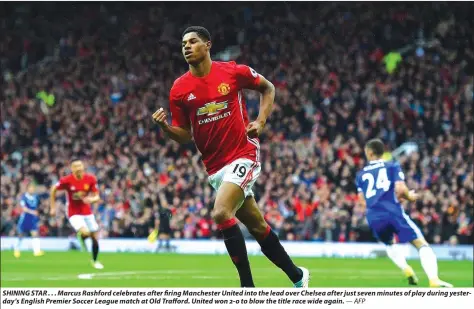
[197,101,228,116]
[72,191,86,200]
[197,101,231,125]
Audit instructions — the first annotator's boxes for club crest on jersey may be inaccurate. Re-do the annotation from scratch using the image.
[84,184,90,190]
[217,83,230,96]
[197,101,228,116]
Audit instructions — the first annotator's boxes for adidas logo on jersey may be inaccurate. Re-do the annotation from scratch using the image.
[187,93,196,101]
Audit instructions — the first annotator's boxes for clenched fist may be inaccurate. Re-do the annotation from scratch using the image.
[152,108,169,128]
[407,190,418,202]
[246,120,265,138]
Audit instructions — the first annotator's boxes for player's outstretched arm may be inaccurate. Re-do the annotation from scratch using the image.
[357,192,367,210]
[395,181,418,202]
[20,199,37,216]
[23,206,38,216]
[152,108,192,144]
[253,75,275,126]
[49,186,58,216]
[83,193,100,204]
[246,75,275,138]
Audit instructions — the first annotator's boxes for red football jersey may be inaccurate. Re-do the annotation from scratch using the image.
[169,61,261,175]
[55,173,98,217]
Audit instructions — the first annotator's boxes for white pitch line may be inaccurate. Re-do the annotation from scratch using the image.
[74,269,203,280]
[2,270,209,282]
[82,269,202,277]
[2,267,469,283]
[2,272,402,283]
[77,275,229,281]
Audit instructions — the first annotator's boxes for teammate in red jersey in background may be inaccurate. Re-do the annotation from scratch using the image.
[50,159,104,269]
[152,26,309,287]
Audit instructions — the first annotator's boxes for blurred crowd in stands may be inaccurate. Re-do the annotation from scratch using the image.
[1,2,473,245]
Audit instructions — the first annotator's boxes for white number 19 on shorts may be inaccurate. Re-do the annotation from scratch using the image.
[208,158,261,198]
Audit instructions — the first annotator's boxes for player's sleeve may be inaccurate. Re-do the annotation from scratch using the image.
[392,162,406,182]
[55,177,68,190]
[234,63,261,89]
[355,173,363,193]
[169,85,189,128]
[90,176,99,193]
[20,197,26,209]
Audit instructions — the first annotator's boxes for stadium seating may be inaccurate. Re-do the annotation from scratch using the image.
[1,2,472,244]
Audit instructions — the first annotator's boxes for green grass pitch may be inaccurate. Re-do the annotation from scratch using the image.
[1,251,472,288]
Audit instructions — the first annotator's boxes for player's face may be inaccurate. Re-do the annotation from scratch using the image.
[27,184,36,194]
[71,161,85,178]
[182,32,210,64]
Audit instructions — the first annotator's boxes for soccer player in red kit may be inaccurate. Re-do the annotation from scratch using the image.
[50,159,104,269]
[152,26,310,287]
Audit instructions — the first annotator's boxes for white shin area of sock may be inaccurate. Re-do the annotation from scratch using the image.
[419,246,438,280]
[385,245,409,270]
[32,237,41,253]
[15,238,23,251]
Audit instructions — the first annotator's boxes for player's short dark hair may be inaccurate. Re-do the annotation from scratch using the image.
[365,138,385,157]
[182,26,211,42]
[70,157,82,164]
